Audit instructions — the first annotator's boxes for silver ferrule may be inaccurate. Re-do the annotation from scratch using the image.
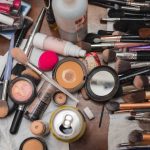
[116,52,137,60]
[24,8,46,56]
[27,62,43,76]
[91,43,114,48]
[1,80,8,101]
[121,6,140,11]
[101,18,120,21]
[131,62,150,68]
[129,2,150,7]
[18,105,26,111]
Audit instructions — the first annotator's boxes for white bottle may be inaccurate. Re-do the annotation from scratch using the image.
[52,0,88,43]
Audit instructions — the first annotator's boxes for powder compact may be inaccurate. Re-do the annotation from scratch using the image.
[19,137,47,150]
[8,76,37,134]
[85,66,119,102]
[53,57,87,93]
[52,90,67,106]
[9,76,36,104]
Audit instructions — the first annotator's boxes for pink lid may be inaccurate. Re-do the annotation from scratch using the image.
[13,0,21,9]
[0,3,11,14]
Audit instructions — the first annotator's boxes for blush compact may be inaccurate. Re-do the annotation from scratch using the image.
[53,57,87,93]
[9,76,36,104]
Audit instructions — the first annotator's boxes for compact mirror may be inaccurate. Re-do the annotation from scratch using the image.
[85,66,119,102]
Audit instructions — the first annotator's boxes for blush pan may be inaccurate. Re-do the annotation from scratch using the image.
[9,76,36,104]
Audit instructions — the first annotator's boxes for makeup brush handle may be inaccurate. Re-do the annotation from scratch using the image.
[119,66,150,83]
[4,33,14,80]
[10,105,25,134]
[137,52,150,61]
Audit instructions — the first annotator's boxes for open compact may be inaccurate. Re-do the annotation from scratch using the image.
[8,76,37,134]
[85,66,120,102]
[53,57,87,93]
[19,137,47,150]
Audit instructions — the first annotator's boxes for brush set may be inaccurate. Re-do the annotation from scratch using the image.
[1,0,150,149]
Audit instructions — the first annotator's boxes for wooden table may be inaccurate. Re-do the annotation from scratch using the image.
[0,1,109,150]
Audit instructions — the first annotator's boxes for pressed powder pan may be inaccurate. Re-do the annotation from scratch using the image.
[53,57,87,93]
[19,137,47,150]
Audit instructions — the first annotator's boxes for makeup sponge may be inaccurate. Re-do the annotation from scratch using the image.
[38,50,58,71]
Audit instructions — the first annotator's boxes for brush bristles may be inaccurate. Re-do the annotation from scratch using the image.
[133,75,149,89]
[128,130,143,143]
[115,59,131,74]
[21,68,41,80]
[0,101,9,118]
[11,48,28,65]
[106,102,120,112]
[102,49,116,63]
[122,91,145,103]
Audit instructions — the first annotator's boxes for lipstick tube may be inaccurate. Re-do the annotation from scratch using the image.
[0,0,21,9]
[0,3,11,14]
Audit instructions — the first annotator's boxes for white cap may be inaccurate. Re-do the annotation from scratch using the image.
[33,33,47,50]
[64,42,86,57]
[0,14,14,26]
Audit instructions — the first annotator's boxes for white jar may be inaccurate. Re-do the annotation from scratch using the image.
[52,0,88,43]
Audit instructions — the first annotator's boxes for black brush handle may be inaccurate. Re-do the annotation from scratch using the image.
[10,105,25,134]
[119,66,150,84]
[137,51,150,61]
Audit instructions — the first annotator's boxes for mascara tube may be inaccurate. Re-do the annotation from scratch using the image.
[24,81,56,121]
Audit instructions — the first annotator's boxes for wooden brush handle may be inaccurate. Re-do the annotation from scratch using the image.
[120,102,150,110]
[143,134,150,141]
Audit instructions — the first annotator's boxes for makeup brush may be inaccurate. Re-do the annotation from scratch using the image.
[116,51,150,61]
[139,28,150,38]
[11,48,79,103]
[106,101,150,113]
[138,113,150,131]
[97,30,113,36]
[122,90,146,103]
[0,33,14,118]
[102,49,116,63]
[129,130,150,144]
[89,42,147,51]
[23,7,46,56]
[101,17,150,22]
[115,59,131,74]
[121,6,150,13]
[133,75,149,89]
[127,115,150,122]
[108,8,150,18]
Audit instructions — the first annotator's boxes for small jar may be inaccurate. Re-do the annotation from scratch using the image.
[30,120,50,137]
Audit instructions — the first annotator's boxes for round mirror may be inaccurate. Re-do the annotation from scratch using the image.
[90,71,115,96]
[85,66,119,102]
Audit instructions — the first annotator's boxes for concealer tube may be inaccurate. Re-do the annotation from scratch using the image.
[33,33,86,57]
[120,102,150,110]
[24,81,56,121]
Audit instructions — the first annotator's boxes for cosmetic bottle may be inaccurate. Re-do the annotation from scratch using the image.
[30,120,50,137]
[52,0,88,43]
[24,81,56,121]
[33,32,86,57]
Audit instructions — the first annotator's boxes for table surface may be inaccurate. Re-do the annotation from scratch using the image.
[0,1,109,150]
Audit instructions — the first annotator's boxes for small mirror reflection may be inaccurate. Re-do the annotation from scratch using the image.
[90,71,115,96]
